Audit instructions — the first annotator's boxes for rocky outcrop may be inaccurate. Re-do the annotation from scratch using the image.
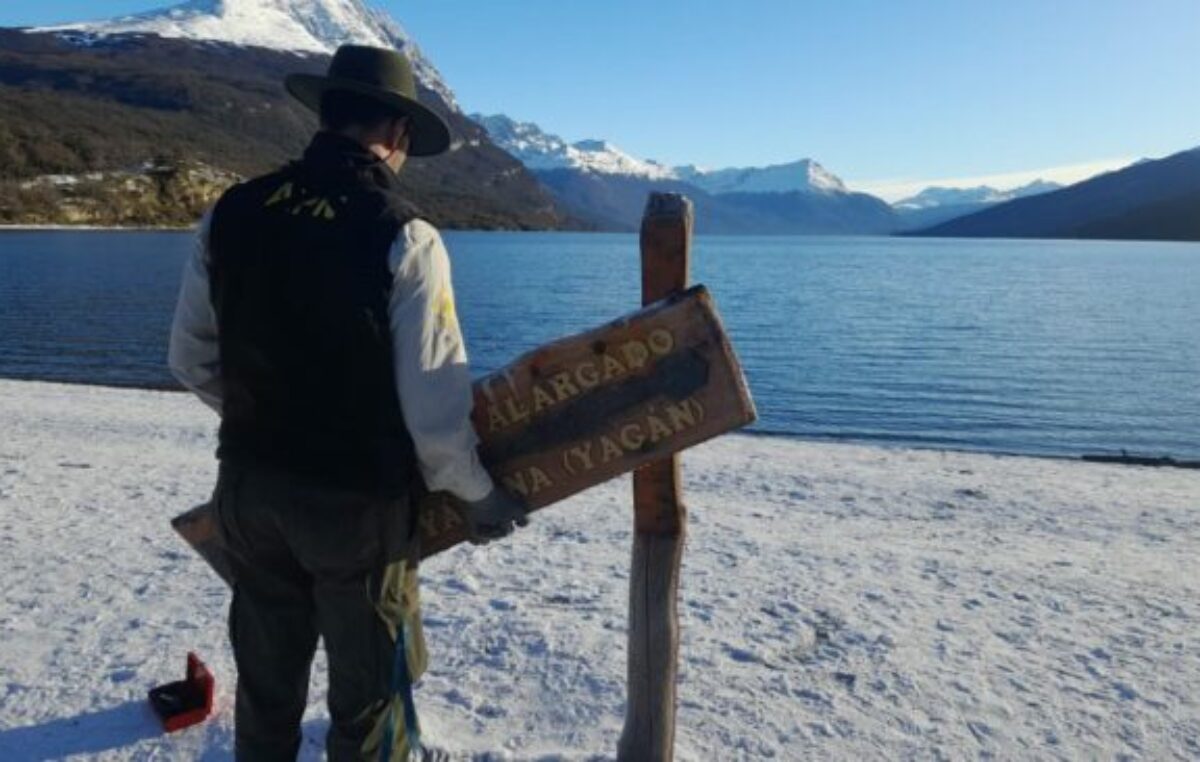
[1,161,240,227]
[0,29,573,230]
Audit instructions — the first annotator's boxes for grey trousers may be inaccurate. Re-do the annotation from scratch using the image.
[212,462,428,761]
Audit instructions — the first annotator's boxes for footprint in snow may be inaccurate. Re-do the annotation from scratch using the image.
[967,720,993,744]
[110,668,137,684]
[724,644,760,664]
[1113,681,1141,701]
[442,688,472,710]
[440,578,475,594]
[833,672,857,689]
[474,703,506,719]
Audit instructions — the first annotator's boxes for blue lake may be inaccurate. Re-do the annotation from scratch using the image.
[0,230,1197,459]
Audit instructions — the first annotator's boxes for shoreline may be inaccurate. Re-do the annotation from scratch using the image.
[0,223,193,232]
[3,224,1198,244]
[0,375,1195,469]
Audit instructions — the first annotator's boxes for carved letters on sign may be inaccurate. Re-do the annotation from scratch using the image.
[481,328,678,433]
[416,284,755,556]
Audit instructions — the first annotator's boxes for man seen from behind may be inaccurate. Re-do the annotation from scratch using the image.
[169,44,527,761]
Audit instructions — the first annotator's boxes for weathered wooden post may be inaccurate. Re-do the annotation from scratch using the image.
[619,193,692,761]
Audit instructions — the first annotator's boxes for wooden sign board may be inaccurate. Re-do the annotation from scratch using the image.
[173,285,756,581]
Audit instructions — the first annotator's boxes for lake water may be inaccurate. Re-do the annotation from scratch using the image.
[1,230,1197,459]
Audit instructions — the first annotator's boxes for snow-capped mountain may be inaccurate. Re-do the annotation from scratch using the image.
[894,180,1060,211]
[472,114,676,180]
[5,4,571,229]
[473,114,896,234]
[675,160,847,195]
[474,113,850,196]
[36,0,459,109]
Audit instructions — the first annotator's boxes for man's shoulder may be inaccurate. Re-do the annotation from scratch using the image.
[400,218,441,243]
[208,168,295,227]
[389,218,447,275]
[380,187,423,228]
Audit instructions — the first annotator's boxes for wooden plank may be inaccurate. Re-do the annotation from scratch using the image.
[618,192,692,762]
[619,532,685,762]
[171,504,234,586]
[173,284,756,579]
[633,192,692,536]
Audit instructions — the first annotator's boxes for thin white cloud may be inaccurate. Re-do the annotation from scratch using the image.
[847,157,1136,203]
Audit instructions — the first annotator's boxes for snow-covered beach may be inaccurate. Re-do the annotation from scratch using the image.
[1,378,1197,760]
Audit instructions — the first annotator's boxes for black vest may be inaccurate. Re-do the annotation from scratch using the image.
[209,133,420,496]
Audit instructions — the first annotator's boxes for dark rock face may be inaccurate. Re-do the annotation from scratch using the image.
[0,30,572,229]
[1071,189,1200,242]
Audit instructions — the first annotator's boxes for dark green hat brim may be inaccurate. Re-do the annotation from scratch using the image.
[285,73,452,157]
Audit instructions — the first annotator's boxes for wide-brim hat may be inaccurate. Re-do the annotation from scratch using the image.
[285,44,451,157]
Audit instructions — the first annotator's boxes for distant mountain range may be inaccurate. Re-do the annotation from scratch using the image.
[474,114,895,234]
[911,148,1200,241]
[474,113,849,194]
[481,106,1199,242]
[0,0,1194,240]
[892,181,1062,231]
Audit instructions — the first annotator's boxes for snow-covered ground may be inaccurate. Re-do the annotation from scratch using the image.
[1,379,1197,760]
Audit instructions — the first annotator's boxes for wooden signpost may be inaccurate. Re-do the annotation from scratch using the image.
[619,193,693,762]
[171,192,753,760]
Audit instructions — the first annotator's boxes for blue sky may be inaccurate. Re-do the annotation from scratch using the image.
[9,1,1200,198]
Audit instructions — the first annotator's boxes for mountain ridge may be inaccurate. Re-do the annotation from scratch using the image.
[891,180,1063,231]
[35,0,460,109]
[894,180,1061,211]
[7,2,1194,238]
[475,112,849,196]
[910,148,1200,241]
[1,1,572,229]
[475,112,897,234]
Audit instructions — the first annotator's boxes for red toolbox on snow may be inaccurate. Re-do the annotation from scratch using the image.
[148,652,214,733]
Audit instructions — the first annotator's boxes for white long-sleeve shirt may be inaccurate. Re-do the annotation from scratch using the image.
[168,213,495,503]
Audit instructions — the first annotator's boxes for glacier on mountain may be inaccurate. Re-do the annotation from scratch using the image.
[472,115,677,180]
[675,160,847,195]
[34,0,459,109]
